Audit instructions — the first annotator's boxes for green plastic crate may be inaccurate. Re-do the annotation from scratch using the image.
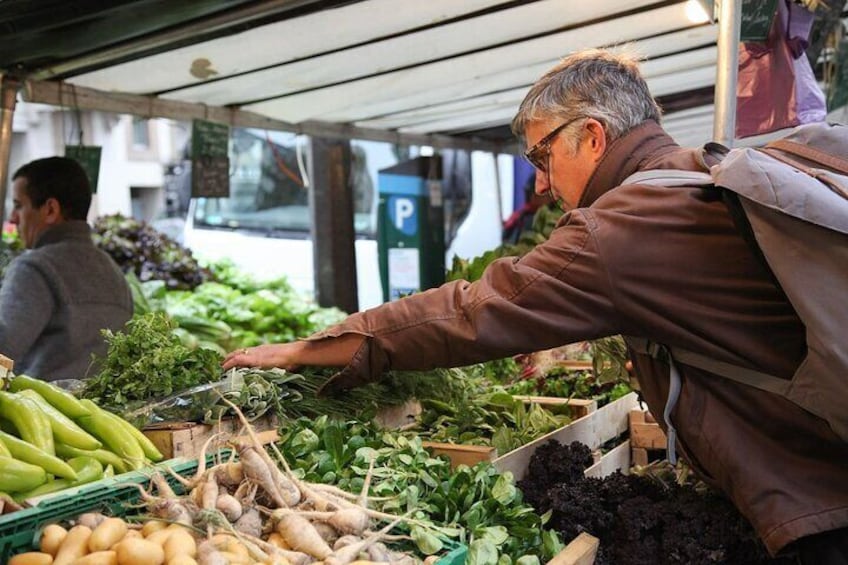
[437,540,468,565]
[0,456,207,562]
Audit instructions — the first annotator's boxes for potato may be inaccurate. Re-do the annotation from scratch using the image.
[143,530,172,547]
[40,524,68,556]
[140,522,166,538]
[89,519,128,552]
[165,557,197,565]
[9,552,54,565]
[53,525,93,565]
[70,551,117,565]
[122,530,142,541]
[210,536,248,560]
[114,538,164,565]
[163,530,196,561]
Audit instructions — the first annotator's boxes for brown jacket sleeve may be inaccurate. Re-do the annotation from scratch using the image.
[314,210,621,392]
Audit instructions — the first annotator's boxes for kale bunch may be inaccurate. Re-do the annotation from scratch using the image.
[93,214,211,290]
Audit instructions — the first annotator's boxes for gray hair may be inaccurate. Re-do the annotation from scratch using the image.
[511,48,661,148]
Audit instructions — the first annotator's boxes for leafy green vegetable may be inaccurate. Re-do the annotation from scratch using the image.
[0,228,23,283]
[416,381,570,453]
[81,312,223,410]
[276,417,561,563]
[505,370,632,408]
[130,261,347,352]
[467,539,500,565]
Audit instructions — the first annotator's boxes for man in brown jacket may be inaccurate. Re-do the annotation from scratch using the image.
[224,49,848,561]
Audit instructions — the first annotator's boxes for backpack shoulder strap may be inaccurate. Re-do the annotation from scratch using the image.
[766,139,848,175]
[759,145,848,199]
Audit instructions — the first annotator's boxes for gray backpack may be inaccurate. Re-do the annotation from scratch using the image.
[622,122,848,462]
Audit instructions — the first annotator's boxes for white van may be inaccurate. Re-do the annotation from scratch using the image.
[182,128,513,310]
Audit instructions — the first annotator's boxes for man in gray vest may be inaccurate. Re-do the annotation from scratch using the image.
[0,156,133,381]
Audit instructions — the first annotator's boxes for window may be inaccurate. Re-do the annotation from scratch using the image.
[127,116,158,160]
[132,118,150,150]
[191,129,393,238]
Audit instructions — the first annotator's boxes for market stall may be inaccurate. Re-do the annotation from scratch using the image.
[2,2,846,564]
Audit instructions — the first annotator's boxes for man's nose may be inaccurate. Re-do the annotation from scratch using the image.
[534,172,550,196]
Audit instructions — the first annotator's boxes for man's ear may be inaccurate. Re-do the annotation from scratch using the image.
[42,198,64,224]
[585,119,607,160]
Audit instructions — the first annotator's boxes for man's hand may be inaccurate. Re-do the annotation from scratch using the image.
[222,342,304,370]
[222,333,366,371]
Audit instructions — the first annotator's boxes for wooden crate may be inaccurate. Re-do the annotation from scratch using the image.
[421,442,497,469]
[419,396,599,469]
[494,392,639,481]
[422,393,638,475]
[143,415,278,459]
[513,396,598,419]
[0,354,13,387]
[629,409,668,467]
[548,532,600,565]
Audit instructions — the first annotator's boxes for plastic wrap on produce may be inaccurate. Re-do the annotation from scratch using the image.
[123,367,302,428]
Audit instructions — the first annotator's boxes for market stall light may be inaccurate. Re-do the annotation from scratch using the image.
[686,0,713,23]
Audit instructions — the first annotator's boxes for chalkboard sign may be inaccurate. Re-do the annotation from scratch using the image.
[192,155,231,198]
[191,119,229,159]
[64,145,102,193]
[740,0,778,43]
[191,119,230,197]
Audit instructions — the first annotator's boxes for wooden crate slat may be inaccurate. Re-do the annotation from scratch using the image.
[493,392,639,481]
[143,415,278,459]
[548,532,600,565]
[513,396,598,418]
[585,440,631,478]
[421,442,497,469]
[629,410,667,449]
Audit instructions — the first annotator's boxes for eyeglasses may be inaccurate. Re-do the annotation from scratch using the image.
[523,116,583,172]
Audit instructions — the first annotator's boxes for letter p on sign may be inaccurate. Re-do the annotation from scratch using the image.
[388,196,418,236]
[394,198,414,229]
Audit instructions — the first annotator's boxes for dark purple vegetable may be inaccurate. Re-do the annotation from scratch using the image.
[517,441,793,564]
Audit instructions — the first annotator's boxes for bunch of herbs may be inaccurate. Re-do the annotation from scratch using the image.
[81,312,223,410]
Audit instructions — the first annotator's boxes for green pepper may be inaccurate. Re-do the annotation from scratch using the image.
[0,437,10,458]
[13,456,103,501]
[55,443,129,475]
[0,391,54,455]
[17,390,102,451]
[8,375,90,419]
[0,430,78,479]
[0,455,48,493]
[98,409,163,462]
[76,401,144,467]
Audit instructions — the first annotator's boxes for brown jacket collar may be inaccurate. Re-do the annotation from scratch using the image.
[578,120,680,208]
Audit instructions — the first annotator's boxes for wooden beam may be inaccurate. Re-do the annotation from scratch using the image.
[22,79,507,153]
[308,137,358,312]
[0,76,19,222]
